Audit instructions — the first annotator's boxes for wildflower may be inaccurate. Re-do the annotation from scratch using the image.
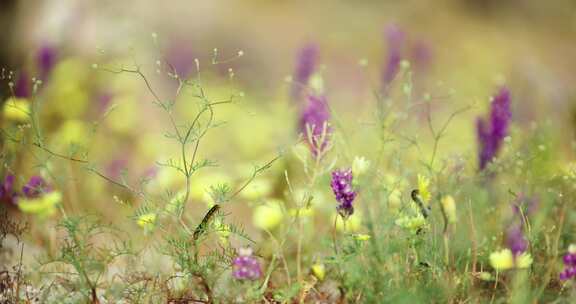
[354,233,371,241]
[0,175,17,206]
[382,24,405,87]
[559,245,576,281]
[37,44,57,81]
[18,191,62,218]
[232,247,262,281]
[476,87,512,171]
[411,40,432,74]
[330,169,357,219]
[506,225,528,256]
[56,119,90,146]
[334,212,362,232]
[291,43,319,101]
[253,199,284,230]
[299,95,331,156]
[395,214,426,234]
[136,213,157,231]
[441,195,457,224]
[417,174,431,203]
[22,176,51,198]
[311,263,326,281]
[3,98,30,122]
[352,156,370,177]
[14,72,31,98]
[489,248,532,271]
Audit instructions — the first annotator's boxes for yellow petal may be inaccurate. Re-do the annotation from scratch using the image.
[253,200,284,230]
[417,174,431,203]
[137,213,157,230]
[311,264,326,281]
[516,252,533,269]
[18,192,62,217]
[3,98,30,122]
[489,249,514,271]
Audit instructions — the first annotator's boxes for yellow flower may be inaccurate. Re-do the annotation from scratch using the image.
[48,59,89,118]
[56,119,90,146]
[417,174,431,204]
[489,249,533,271]
[106,94,137,134]
[354,233,371,241]
[18,191,62,218]
[352,156,370,177]
[253,199,284,230]
[137,213,157,231]
[335,212,362,232]
[569,244,576,254]
[441,195,457,223]
[395,214,427,234]
[489,249,514,271]
[311,263,326,281]
[3,98,30,122]
[515,252,533,269]
[478,271,494,281]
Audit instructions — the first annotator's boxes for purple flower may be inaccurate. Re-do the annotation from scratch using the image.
[381,24,405,88]
[506,225,528,256]
[299,95,331,156]
[14,72,31,98]
[0,175,17,206]
[291,43,319,101]
[476,87,512,171]
[411,40,432,73]
[331,169,357,219]
[560,252,576,281]
[232,247,262,281]
[22,176,51,199]
[37,45,57,81]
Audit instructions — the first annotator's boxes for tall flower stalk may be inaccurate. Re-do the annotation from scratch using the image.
[476,87,512,171]
[298,94,331,158]
[291,43,319,102]
[381,24,405,88]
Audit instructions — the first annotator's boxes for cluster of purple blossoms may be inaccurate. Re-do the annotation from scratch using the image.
[330,169,357,219]
[476,87,512,171]
[380,24,433,94]
[0,175,17,206]
[0,175,52,207]
[291,43,319,102]
[299,94,331,156]
[506,225,528,256]
[381,24,405,87]
[560,251,576,281]
[232,247,262,281]
[37,44,57,81]
[12,45,58,98]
